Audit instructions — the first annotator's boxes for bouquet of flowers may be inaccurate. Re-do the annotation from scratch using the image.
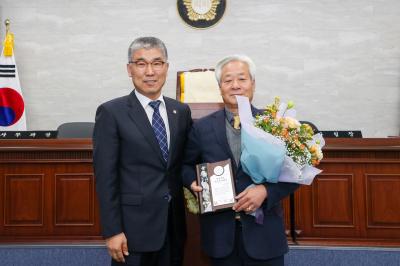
[237,95,324,185]
[183,96,324,215]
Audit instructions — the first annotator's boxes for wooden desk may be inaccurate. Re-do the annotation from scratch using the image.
[0,139,99,242]
[292,138,400,247]
[0,138,399,250]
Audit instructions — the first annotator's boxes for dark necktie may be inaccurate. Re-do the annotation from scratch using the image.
[149,100,169,161]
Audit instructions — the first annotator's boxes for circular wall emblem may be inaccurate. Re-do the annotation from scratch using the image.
[177,0,226,29]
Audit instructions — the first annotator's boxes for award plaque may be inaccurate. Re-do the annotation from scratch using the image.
[196,159,236,213]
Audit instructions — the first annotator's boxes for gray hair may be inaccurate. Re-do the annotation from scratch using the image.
[127,37,168,62]
[215,55,256,85]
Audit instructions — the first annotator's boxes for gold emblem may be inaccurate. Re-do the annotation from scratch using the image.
[183,0,220,21]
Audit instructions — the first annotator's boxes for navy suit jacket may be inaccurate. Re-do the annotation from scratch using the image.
[93,91,192,252]
[182,109,299,260]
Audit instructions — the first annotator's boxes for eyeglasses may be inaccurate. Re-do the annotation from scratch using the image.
[129,60,166,71]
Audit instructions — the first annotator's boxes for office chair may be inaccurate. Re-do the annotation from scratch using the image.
[57,122,94,138]
[176,68,222,103]
[176,69,224,120]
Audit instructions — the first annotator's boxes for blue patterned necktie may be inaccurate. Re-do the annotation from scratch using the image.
[149,100,169,162]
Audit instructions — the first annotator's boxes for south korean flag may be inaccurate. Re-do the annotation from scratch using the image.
[0,32,26,130]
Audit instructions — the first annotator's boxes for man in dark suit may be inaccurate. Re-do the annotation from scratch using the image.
[182,55,299,266]
[93,37,191,266]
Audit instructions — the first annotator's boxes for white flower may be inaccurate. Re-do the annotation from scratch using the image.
[315,146,323,160]
[307,133,325,148]
[282,117,301,129]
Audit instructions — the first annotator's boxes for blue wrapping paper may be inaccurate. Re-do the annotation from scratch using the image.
[240,128,286,184]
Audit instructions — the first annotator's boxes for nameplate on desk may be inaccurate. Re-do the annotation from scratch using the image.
[320,130,362,138]
[0,131,57,139]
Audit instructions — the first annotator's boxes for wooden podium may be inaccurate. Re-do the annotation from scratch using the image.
[0,138,399,250]
[0,139,100,242]
[286,138,400,247]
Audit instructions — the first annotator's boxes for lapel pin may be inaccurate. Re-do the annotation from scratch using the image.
[173,110,177,114]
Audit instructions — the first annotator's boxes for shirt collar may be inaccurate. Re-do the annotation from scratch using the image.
[224,107,236,124]
[224,105,259,123]
[134,89,165,109]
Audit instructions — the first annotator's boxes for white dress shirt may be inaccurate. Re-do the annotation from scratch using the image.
[134,89,170,148]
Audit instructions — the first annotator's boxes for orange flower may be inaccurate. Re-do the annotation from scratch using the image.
[309,145,317,153]
[311,159,320,166]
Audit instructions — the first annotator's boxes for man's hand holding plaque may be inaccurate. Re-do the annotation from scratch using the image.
[192,159,236,214]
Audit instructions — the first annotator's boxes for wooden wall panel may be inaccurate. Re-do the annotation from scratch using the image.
[366,174,400,228]
[55,173,94,226]
[4,174,44,226]
[312,174,354,227]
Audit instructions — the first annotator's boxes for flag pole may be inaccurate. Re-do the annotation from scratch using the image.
[4,19,10,34]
